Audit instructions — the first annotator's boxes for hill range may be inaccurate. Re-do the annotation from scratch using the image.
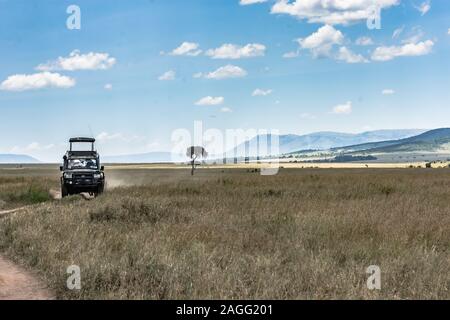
[288,128,450,163]
[0,154,40,164]
[230,129,425,158]
[327,128,450,154]
[3,128,450,164]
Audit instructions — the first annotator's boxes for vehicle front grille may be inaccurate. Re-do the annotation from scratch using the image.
[72,173,94,185]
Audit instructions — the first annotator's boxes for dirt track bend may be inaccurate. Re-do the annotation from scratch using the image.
[0,255,54,300]
[0,188,96,299]
[0,189,69,300]
[0,205,54,300]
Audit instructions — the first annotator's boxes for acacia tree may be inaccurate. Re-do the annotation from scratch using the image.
[186,146,208,175]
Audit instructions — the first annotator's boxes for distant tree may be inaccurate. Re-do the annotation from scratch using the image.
[186,146,208,175]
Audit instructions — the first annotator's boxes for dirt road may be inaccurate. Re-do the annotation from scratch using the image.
[0,255,54,300]
[0,207,27,216]
[0,188,94,300]
[0,204,54,300]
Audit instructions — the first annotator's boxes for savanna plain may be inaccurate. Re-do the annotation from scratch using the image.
[0,164,449,299]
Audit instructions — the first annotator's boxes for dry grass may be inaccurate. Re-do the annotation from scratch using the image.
[0,166,449,299]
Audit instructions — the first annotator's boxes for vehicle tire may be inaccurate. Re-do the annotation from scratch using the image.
[61,184,69,198]
[97,184,104,196]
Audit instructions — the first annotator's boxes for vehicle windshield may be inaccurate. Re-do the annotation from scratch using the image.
[67,158,98,170]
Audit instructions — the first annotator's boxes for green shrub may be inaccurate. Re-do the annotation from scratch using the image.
[7,185,51,204]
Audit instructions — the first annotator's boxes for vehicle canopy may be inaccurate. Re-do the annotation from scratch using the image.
[63,137,101,169]
[69,137,96,151]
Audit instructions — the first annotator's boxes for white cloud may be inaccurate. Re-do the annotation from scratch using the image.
[415,1,431,16]
[197,65,248,80]
[205,43,266,59]
[169,42,202,56]
[36,50,116,71]
[220,107,233,113]
[332,101,352,114]
[240,0,268,5]
[96,132,124,141]
[0,72,75,91]
[297,28,370,63]
[10,142,55,153]
[297,25,344,57]
[158,70,176,81]
[195,96,225,106]
[270,0,399,25]
[282,51,300,58]
[252,88,273,96]
[401,27,425,44]
[382,89,395,95]
[96,132,144,143]
[371,40,434,61]
[355,36,373,46]
[448,28,450,35]
[104,83,112,90]
[336,46,368,63]
[392,26,404,39]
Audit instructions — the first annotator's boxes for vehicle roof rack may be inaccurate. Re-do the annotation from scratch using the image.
[69,137,96,152]
[69,137,96,143]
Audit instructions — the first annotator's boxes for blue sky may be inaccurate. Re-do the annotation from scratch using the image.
[0,0,449,161]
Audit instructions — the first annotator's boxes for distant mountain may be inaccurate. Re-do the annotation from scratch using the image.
[0,154,40,164]
[56,129,445,164]
[233,129,426,156]
[103,152,184,163]
[331,128,450,154]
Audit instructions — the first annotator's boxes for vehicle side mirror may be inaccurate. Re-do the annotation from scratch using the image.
[101,166,105,171]
[59,166,63,171]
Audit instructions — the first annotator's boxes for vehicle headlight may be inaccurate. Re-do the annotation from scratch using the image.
[64,173,72,179]
[94,173,102,179]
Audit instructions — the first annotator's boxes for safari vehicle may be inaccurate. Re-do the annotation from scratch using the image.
[60,137,105,198]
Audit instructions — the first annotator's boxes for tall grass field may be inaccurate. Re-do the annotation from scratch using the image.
[0,165,449,299]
